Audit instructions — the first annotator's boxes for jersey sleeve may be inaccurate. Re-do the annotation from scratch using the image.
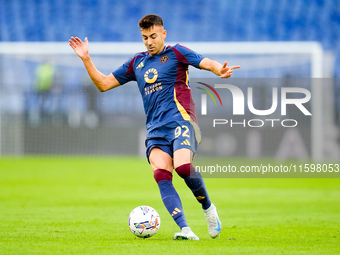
[173,44,205,69]
[112,56,137,85]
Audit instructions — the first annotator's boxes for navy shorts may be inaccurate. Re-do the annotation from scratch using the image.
[145,120,201,160]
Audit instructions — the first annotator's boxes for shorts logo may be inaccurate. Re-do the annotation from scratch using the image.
[160,55,169,63]
[144,68,158,83]
[181,139,191,146]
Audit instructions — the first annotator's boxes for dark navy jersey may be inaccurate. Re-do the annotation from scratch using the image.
[112,44,205,132]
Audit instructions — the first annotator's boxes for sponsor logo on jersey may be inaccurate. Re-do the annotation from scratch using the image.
[144,68,158,83]
[145,83,162,95]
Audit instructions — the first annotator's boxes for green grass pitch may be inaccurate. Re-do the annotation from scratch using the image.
[0,157,339,254]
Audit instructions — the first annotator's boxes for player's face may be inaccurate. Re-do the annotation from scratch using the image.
[141,25,167,56]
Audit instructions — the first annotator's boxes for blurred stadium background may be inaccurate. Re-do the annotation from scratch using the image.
[0,0,339,160]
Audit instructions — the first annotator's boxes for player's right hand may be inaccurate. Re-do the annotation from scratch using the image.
[69,37,89,60]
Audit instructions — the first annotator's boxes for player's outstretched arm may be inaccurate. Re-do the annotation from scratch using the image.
[199,58,240,78]
[69,37,120,92]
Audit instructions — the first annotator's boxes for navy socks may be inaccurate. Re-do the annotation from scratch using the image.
[154,169,188,229]
[175,163,211,210]
[154,164,211,230]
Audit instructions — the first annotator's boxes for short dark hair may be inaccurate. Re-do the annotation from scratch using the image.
[138,14,164,30]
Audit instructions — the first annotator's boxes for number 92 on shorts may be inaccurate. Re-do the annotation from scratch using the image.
[145,120,201,159]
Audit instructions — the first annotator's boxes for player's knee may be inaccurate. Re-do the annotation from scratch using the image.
[154,169,173,183]
[175,163,195,179]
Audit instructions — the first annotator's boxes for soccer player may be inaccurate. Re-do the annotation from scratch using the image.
[69,14,240,240]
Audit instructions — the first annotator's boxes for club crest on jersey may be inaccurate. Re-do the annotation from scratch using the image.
[144,68,158,83]
[160,55,169,63]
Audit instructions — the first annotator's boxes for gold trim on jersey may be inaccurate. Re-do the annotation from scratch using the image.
[174,87,190,121]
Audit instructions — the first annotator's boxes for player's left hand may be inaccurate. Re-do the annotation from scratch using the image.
[220,61,240,78]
